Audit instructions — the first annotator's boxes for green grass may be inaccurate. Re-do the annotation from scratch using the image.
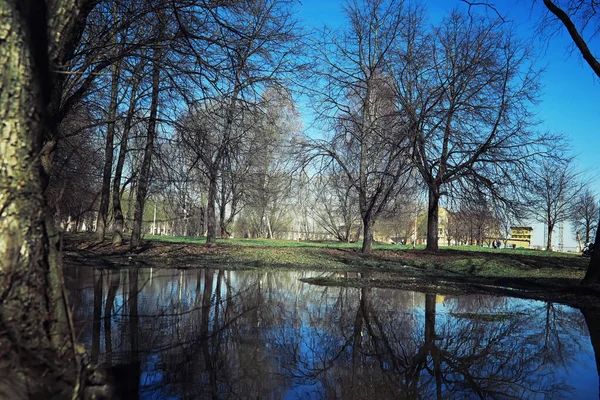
[65,232,587,283]
[139,234,586,279]
[144,234,580,257]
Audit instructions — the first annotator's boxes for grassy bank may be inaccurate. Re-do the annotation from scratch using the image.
[64,233,587,280]
[63,233,600,309]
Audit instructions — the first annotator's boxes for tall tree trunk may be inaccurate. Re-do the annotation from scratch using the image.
[585,221,591,243]
[426,186,440,251]
[546,223,554,251]
[361,215,374,254]
[112,76,139,245]
[219,180,230,238]
[206,171,218,247]
[582,217,600,284]
[131,49,160,249]
[0,1,75,393]
[96,29,121,242]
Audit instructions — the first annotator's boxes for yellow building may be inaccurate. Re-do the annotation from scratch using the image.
[507,226,533,248]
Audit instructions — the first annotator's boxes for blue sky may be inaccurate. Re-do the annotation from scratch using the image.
[296,0,599,249]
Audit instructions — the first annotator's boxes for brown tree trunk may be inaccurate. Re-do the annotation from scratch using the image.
[361,216,374,254]
[546,223,554,251]
[0,1,76,393]
[426,186,440,251]
[582,217,600,284]
[219,183,230,238]
[206,172,218,247]
[112,76,139,245]
[131,49,160,249]
[96,46,121,242]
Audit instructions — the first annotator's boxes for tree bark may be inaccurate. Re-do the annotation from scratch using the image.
[582,217,600,284]
[96,57,121,242]
[0,0,79,391]
[426,186,440,251]
[546,223,554,251]
[361,216,374,254]
[112,75,139,245]
[131,48,160,248]
[206,172,218,246]
[219,182,230,238]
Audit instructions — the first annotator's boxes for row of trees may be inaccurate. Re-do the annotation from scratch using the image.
[45,0,597,256]
[1,0,599,395]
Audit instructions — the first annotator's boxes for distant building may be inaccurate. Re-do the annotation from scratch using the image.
[507,226,533,248]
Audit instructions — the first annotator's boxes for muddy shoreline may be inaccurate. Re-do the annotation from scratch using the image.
[62,235,600,311]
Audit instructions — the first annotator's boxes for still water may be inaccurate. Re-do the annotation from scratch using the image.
[66,267,599,399]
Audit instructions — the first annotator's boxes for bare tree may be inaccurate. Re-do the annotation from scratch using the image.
[236,97,298,239]
[391,10,547,251]
[447,195,501,246]
[464,0,600,284]
[311,170,361,242]
[527,156,585,251]
[571,189,599,245]
[131,35,164,248]
[178,0,301,246]
[307,0,413,254]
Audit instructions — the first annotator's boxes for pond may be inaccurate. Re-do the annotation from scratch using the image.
[65,267,599,399]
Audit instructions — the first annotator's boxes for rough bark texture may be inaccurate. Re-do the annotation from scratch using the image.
[0,0,77,395]
[131,49,160,248]
[426,187,440,251]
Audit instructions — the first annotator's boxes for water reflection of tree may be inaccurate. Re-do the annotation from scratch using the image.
[277,288,580,399]
[69,268,596,398]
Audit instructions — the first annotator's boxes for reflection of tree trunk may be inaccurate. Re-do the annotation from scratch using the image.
[105,270,120,364]
[580,307,600,393]
[127,268,140,399]
[201,269,217,399]
[408,294,438,394]
[424,294,443,400]
[425,294,436,343]
[351,288,366,390]
[92,270,103,363]
[213,270,223,348]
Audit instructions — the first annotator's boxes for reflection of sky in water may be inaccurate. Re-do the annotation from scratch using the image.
[66,268,599,399]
